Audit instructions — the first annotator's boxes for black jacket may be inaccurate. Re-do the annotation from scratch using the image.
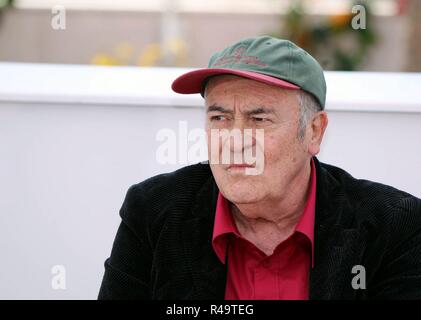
[98,157,421,299]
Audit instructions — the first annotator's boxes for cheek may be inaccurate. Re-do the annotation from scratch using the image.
[262,130,301,164]
[263,133,288,160]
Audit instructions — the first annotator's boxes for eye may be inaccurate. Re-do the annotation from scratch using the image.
[252,116,268,122]
[210,115,227,121]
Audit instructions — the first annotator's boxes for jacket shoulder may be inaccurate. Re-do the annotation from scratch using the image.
[126,162,211,203]
[118,163,213,234]
[322,161,419,200]
[320,161,421,227]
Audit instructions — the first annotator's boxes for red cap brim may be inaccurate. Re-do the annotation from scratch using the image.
[171,68,300,94]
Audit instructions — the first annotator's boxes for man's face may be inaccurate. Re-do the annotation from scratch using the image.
[205,75,315,211]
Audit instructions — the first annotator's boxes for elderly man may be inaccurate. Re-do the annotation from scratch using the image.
[98,36,421,300]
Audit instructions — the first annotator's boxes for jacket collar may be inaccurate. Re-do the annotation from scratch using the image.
[178,164,225,299]
[310,156,360,299]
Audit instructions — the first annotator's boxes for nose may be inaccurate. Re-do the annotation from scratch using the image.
[227,118,256,154]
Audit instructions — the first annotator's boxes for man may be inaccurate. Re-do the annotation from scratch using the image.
[98,36,421,300]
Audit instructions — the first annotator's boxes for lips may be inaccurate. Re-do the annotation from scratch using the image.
[227,164,255,169]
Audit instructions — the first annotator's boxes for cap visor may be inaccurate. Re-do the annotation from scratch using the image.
[171,68,300,94]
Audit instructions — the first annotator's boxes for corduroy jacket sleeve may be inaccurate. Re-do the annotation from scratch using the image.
[368,196,421,299]
[98,184,153,300]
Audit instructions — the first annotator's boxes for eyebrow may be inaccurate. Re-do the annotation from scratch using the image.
[244,107,275,116]
[206,105,275,116]
[206,105,231,114]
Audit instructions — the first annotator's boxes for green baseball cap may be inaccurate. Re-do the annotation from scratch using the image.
[172,35,327,108]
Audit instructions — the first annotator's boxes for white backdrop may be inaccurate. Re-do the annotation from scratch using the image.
[0,63,420,299]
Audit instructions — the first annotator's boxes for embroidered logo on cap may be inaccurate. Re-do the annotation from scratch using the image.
[213,45,268,68]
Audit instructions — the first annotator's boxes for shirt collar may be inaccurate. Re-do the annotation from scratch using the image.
[212,157,317,268]
[295,157,317,267]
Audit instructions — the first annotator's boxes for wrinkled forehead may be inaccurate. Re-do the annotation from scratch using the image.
[204,74,299,108]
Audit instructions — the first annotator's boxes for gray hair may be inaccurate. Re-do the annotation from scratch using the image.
[296,90,322,140]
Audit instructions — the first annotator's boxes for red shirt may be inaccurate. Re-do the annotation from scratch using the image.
[212,158,316,300]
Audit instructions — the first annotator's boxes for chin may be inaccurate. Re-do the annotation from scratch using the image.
[222,183,262,204]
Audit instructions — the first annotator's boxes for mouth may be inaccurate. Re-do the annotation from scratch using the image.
[227,164,255,169]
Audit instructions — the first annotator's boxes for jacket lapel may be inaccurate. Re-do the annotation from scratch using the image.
[179,172,227,299]
[310,157,360,299]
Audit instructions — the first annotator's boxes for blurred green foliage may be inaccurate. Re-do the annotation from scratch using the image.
[0,0,13,9]
[272,0,377,70]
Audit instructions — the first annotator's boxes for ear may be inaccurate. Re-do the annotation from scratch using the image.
[308,111,328,156]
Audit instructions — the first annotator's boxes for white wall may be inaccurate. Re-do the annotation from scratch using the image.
[0,63,420,299]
